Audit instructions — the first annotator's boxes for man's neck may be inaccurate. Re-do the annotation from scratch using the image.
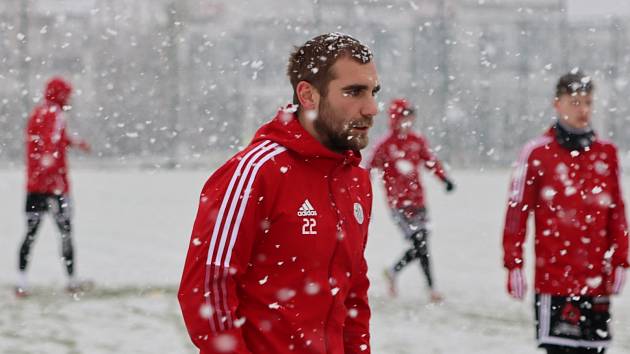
[297,111,329,149]
[556,118,592,134]
[395,129,411,137]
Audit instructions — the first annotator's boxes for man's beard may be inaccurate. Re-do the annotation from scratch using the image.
[314,98,371,152]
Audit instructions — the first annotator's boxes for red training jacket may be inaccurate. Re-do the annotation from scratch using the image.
[179,107,372,354]
[503,127,629,296]
[367,131,447,209]
[26,78,75,195]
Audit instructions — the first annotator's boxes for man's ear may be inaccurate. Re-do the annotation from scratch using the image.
[553,96,560,110]
[296,81,320,110]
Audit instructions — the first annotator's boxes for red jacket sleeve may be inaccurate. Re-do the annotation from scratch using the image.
[343,182,372,354]
[417,135,447,181]
[502,144,539,270]
[179,149,273,354]
[607,147,629,269]
[63,131,80,148]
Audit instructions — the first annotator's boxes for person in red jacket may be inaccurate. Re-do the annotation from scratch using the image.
[17,77,91,297]
[367,98,454,302]
[178,33,379,354]
[503,70,628,354]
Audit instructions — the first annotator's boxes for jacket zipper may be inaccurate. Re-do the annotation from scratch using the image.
[323,160,346,353]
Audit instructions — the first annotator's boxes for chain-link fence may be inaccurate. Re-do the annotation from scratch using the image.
[1,0,630,168]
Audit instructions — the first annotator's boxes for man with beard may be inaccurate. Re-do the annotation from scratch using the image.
[367,98,454,302]
[179,33,379,354]
[503,70,628,354]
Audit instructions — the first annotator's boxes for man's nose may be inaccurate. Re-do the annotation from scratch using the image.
[362,96,378,117]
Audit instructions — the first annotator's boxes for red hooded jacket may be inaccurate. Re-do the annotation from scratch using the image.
[26,77,75,194]
[503,127,629,296]
[366,99,448,209]
[179,107,372,354]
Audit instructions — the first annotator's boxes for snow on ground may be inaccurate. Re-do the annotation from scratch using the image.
[0,167,629,354]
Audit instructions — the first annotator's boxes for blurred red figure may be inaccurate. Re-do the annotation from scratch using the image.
[502,71,628,353]
[17,77,91,297]
[367,98,455,302]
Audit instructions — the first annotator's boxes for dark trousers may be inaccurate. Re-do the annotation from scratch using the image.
[391,207,434,288]
[19,193,74,276]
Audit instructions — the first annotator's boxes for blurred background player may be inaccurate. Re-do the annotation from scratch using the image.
[367,98,455,302]
[17,77,91,297]
[502,70,628,354]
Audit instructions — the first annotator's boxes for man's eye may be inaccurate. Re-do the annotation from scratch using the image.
[344,90,360,97]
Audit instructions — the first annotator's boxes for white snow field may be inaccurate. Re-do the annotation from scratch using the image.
[1,167,629,354]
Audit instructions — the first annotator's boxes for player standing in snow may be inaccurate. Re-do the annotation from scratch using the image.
[367,98,454,302]
[17,77,91,297]
[502,70,628,354]
[179,33,378,354]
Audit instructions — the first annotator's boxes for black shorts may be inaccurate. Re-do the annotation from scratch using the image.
[25,193,70,214]
[535,293,611,349]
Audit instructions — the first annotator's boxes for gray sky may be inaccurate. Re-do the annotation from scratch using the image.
[569,0,630,20]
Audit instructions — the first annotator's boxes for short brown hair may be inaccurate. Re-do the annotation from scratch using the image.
[555,70,594,98]
[287,33,373,105]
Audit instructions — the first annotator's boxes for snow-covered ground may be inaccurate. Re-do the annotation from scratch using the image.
[0,167,628,353]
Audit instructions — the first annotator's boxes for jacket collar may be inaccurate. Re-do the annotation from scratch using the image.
[251,105,362,167]
[547,123,596,152]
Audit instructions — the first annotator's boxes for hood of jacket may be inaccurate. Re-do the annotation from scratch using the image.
[388,98,414,133]
[45,77,72,107]
[251,105,363,167]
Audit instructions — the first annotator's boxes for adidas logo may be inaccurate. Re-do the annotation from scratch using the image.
[297,199,318,217]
